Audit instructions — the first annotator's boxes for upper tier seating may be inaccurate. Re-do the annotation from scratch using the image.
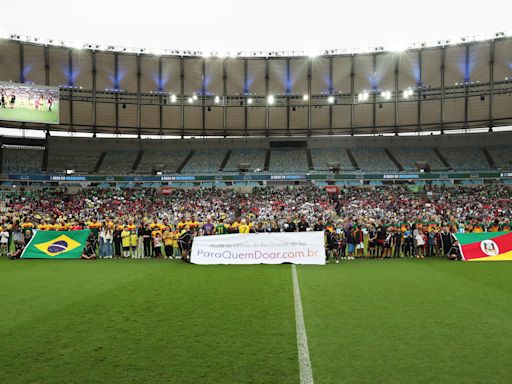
[223,149,266,172]
[351,147,398,171]
[48,149,101,173]
[99,151,138,174]
[390,147,446,171]
[181,149,227,173]
[310,148,355,171]
[487,146,512,170]
[2,146,44,174]
[137,150,190,174]
[269,149,309,173]
[439,147,490,171]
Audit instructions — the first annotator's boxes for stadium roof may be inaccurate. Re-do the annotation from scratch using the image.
[1,34,512,137]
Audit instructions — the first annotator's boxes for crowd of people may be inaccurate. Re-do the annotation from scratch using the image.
[0,184,510,262]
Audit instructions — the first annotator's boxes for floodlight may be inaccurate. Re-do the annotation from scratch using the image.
[187,97,193,103]
[247,98,253,105]
[303,94,309,101]
[267,95,275,104]
[192,94,198,101]
[327,96,335,104]
[170,94,177,103]
[214,95,220,104]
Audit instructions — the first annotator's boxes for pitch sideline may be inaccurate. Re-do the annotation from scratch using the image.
[292,264,314,384]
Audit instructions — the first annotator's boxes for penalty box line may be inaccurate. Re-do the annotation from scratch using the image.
[292,264,314,384]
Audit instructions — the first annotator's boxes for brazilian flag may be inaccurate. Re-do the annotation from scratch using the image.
[21,230,90,259]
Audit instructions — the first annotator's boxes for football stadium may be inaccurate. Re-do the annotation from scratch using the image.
[1,1,512,383]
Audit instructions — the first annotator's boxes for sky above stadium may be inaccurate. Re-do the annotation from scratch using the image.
[3,0,512,51]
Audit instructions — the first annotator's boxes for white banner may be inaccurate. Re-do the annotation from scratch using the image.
[190,231,326,265]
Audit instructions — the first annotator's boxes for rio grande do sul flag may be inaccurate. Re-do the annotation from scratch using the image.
[455,231,512,262]
[21,230,90,259]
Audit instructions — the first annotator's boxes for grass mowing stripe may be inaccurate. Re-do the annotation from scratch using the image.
[298,259,512,384]
[292,264,314,384]
[0,259,300,384]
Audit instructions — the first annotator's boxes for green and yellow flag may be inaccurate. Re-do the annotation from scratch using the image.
[21,230,90,259]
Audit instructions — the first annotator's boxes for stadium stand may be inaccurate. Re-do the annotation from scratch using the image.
[487,146,512,170]
[136,150,191,174]
[390,147,446,171]
[181,149,227,173]
[350,147,398,171]
[223,148,266,172]
[47,150,102,174]
[1,145,44,174]
[98,151,138,174]
[439,147,490,171]
[268,149,309,173]
[309,148,355,171]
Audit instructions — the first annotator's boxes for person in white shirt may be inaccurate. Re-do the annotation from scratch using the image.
[1,229,9,256]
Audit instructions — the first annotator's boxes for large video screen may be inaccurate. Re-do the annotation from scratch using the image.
[0,81,59,124]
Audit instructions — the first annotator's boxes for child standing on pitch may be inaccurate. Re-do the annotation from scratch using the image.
[0,227,9,256]
[130,229,138,258]
[121,227,131,258]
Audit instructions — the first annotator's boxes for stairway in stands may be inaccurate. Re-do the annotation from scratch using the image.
[263,149,271,171]
[482,147,496,169]
[345,148,359,170]
[219,150,232,171]
[384,148,404,171]
[131,150,144,173]
[177,150,195,173]
[433,148,450,169]
[93,152,106,173]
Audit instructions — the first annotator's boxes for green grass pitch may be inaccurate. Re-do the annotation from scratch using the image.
[0,103,60,124]
[1,257,511,384]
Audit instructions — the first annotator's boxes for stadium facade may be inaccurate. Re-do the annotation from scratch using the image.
[0,34,511,185]
[0,33,511,137]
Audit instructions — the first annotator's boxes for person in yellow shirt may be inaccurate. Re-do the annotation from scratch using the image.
[125,220,136,231]
[130,230,138,258]
[149,219,160,231]
[177,218,187,230]
[171,229,180,259]
[150,225,163,258]
[238,219,251,234]
[121,228,131,258]
[37,220,48,231]
[163,228,174,259]
[186,216,200,231]
[231,217,242,233]
[56,220,69,231]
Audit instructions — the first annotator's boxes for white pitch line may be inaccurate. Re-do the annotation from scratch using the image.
[292,264,314,384]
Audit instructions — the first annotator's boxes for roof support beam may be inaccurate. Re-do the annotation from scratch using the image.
[91,51,97,137]
[265,58,269,137]
[416,50,423,133]
[464,43,470,131]
[158,56,163,136]
[350,55,355,136]
[329,56,333,135]
[180,57,185,138]
[307,59,312,136]
[136,55,141,138]
[201,58,206,137]
[488,40,495,129]
[222,58,227,137]
[68,50,74,132]
[440,47,446,133]
[394,54,399,135]
[372,53,377,135]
